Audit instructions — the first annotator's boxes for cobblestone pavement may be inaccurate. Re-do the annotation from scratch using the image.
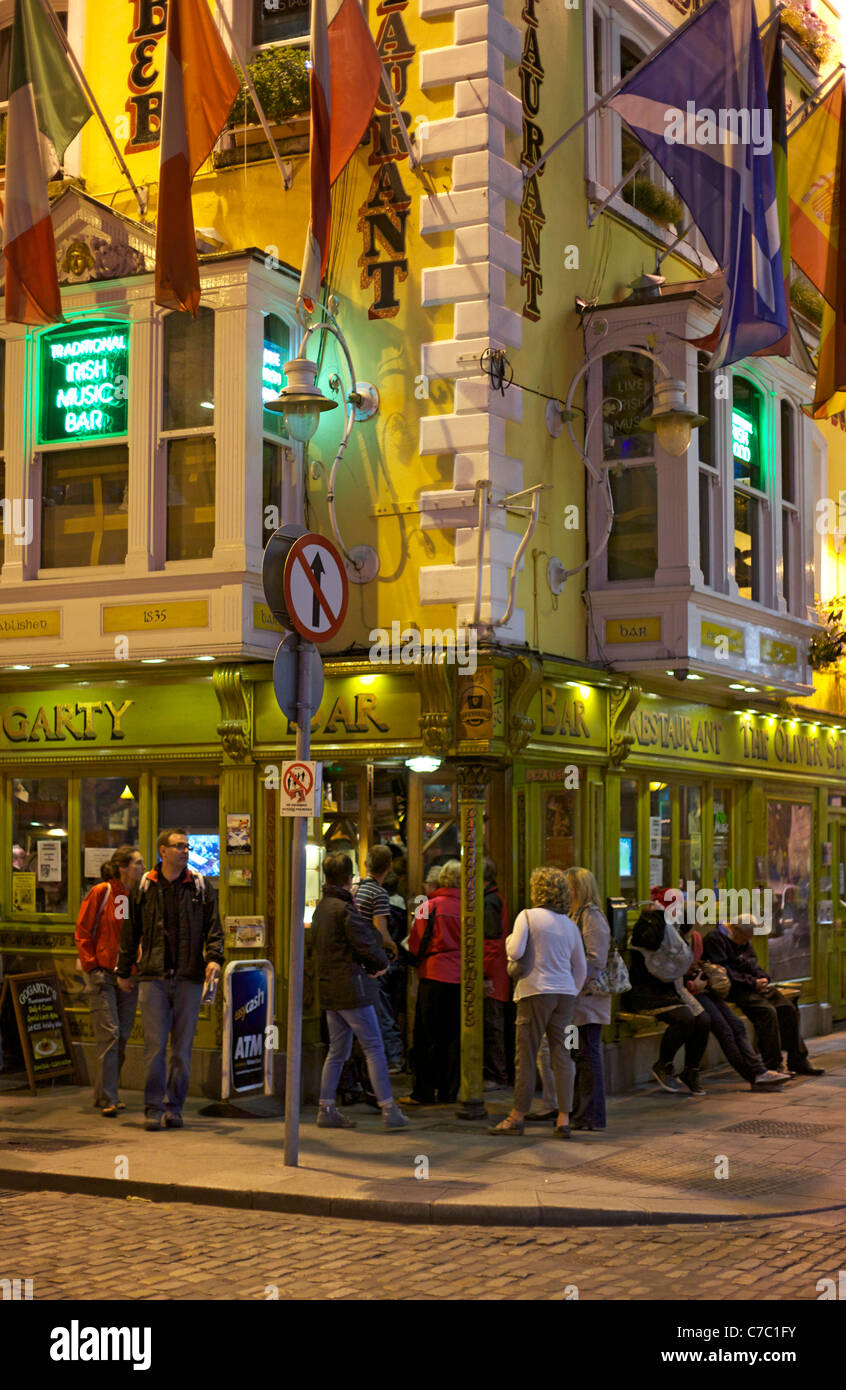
[3,1189,846,1301]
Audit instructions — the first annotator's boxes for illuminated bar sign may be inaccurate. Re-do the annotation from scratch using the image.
[731,409,754,464]
[38,320,129,445]
[262,343,284,407]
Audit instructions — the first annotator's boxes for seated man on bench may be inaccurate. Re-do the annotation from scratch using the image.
[702,914,824,1080]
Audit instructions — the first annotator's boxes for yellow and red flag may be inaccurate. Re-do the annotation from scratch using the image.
[788,75,846,416]
[155,0,239,314]
[299,0,383,311]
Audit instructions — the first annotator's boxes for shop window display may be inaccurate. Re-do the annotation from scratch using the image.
[767,801,812,981]
[649,782,671,891]
[544,785,581,869]
[619,778,639,906]
[80,777,140,885]
[157,776,219,885]
[12,777,69,914]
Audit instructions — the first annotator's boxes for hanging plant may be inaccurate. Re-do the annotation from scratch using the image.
[621,174,684,228]
[809,604,846,669]
[781,0,836,67]
[226,47,310,129]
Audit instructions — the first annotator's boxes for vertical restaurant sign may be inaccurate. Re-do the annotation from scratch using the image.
[126,0,168,154]
[519,0,544,321]
[358,0,415,319]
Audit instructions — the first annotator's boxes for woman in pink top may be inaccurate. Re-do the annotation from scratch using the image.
[403,860,462,1105]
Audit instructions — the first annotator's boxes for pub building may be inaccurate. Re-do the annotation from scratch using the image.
[1,0,846,1097]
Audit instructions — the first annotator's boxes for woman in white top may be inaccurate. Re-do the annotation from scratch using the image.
[489,866,587,1139]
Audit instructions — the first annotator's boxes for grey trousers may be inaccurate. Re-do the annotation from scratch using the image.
[514,993,577,1115]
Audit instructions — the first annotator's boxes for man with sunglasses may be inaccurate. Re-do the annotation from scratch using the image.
[117,827,224,1131]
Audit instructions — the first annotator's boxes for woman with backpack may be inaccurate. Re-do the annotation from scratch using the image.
[620,889,711,1096]
[75,846,144,1116]
[566,867,611,1131]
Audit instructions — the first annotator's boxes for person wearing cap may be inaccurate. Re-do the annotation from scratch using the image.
[702,915,824,1079]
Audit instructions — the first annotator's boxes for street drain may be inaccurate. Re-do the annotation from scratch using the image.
[586,1147,825,1196]
[720,1120,834,1138]
[0,1134,104,1154]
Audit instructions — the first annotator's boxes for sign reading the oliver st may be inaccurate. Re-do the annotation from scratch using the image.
[0,971,78,1093]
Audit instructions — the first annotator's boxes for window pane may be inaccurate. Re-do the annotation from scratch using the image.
[732,377,763,490]
[544,786,580,869]
[697,353,712,466]
[262,439,282,536]
[649,782,671,892]
[163,307,214,430]
[253,0,309,46]
[167,437,215,560]
[157,776,219,884]
[42,445,128,568]
[619,778,638,907]
[767,801,811,981]
[698,471,711,586]
[593,14,603,94]
[679,785,701,888]
[782,508,795,611]
[602,352,654,461]
[81,777,140,885]
[0,25,11,104]
[263,312,290,439]
[734,490,759,602]
[12,777,69,914]
[780,400,795,503]
[608,466,658,581]
[713,786,731,893]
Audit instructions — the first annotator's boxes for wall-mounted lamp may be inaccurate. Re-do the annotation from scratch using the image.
[638,376,705,458]
[265,304,380,583]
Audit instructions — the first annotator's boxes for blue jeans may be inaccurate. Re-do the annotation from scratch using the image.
[320,1006,393,1106]
[139,978,203,1118]
[85,970,138,1108]
[571,1022,606,1128]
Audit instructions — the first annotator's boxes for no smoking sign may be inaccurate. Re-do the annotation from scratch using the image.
[280,760,321,818]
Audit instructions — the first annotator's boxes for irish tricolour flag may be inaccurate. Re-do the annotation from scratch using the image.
[3,0,90,325]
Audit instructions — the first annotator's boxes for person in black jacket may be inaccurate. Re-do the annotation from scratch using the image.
[702,915,824,1078]
[312,852,409,1130]
[621,903,710,1095]
[116,827,224,1131]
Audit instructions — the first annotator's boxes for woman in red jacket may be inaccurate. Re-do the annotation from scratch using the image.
[75,846,144,1116]
[403,860,462,1105]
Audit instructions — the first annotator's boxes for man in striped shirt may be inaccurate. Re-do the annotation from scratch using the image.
[356,845,404,1072]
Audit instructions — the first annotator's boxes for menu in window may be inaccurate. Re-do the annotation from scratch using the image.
[37,839,62,883]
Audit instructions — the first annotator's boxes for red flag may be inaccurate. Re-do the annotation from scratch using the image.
[299,0,383,310]
[155,0,238,314]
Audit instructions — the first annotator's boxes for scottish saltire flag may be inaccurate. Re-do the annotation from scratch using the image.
[608,0,787,367]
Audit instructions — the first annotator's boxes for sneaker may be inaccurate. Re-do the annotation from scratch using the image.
[382,1102,410,1130]
[316,1107,357,1129]
[144,1113,162,1132]
[751,1069,788,1088]
[678,1067,706,1096]
[651,1061,680,1093]
[163,1113,183,1129]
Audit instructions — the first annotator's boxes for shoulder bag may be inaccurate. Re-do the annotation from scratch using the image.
[507,910,535,981]
[580,907,631,996]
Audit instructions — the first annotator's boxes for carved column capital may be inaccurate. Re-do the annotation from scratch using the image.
[213,665,252,763]
[609,679,641,767]
[506,653,544,754]
[452,759,498,801]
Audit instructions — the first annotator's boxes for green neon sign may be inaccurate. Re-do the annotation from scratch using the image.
[731,409,754,464]
[38,320,129,445]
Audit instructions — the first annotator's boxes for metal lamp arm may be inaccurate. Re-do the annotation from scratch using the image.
[296,317,359,571]
[483,485,548,630]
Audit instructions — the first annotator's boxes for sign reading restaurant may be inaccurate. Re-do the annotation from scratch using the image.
[628,700,846,775]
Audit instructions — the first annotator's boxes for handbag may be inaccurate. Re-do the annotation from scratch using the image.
[634,921,693,982]
[585,941,631,996]
[507,910,535,981]
[700,960,731,999]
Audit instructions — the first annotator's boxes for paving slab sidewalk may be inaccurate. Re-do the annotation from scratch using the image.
[1,1034,845,1228]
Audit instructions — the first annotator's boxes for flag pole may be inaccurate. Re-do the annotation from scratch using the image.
[525,0,784,183]
[213,0,295,194]
[377,63,420,171]
[35,0,147,219]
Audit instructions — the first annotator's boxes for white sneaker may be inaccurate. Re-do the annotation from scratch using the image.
[751,1069,788,1088]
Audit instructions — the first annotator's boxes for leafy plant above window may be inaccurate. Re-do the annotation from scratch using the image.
[782,0,836,67]
[809,602,846,669]
[790,278,824,325]
[226,46,310,128]
[621,175,684,227]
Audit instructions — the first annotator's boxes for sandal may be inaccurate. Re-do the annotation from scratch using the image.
[488,1117,525,1136]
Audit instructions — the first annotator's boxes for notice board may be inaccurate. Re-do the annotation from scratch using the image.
[0,971,78,1093]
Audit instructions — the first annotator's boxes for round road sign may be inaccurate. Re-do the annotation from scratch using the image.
[283,533,349,644]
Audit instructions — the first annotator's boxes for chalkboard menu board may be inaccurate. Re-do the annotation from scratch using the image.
[0,971,77,1093]
[602,351,654,461]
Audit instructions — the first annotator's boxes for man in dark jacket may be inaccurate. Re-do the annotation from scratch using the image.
[117,827,224,1130]
[702,915,823,1077]
[312,852,409,1130]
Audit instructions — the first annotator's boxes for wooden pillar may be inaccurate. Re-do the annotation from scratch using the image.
[454,760,494,1120]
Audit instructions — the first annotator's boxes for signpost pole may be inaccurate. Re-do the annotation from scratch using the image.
[283,640,311,1167]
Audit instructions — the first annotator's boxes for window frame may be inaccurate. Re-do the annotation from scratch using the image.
[160,306,217,569]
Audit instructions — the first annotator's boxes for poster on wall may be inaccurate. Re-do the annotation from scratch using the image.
[12,873,37,914]
[84,846,113,879]
[36,840,62,883]
[226,814,252,854]
[649,817,664,857]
